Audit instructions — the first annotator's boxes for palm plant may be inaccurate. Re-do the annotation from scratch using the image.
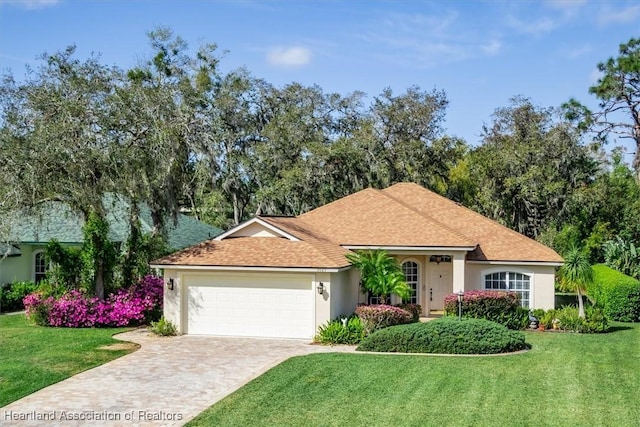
[558,246,594,319]
[345,249,411,304]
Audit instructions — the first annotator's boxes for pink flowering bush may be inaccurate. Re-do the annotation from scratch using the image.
[23,275,163,328]
[443,290,528,330]
[355,304,414,335]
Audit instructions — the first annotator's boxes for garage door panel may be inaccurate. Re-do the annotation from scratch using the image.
[185,274,313,339]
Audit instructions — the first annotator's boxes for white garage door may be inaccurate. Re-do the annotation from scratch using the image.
[184,273,314,339]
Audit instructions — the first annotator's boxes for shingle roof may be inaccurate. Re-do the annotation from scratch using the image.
[155,182,562,268]
[154,237,351,269]
[8,196,221,251]
[382,183,563,263]
[299,188,476,247]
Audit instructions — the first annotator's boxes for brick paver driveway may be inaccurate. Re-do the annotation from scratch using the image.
[2,329,355,427]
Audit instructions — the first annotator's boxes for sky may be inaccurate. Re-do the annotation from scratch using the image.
[0,0,639,158]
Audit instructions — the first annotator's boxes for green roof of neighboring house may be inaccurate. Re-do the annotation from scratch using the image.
[7,196,221,251]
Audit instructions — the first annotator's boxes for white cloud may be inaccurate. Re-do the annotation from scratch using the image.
[567,44,591,58]
[598,4,640,26]
[481,39,502,56]
[0,0,60,9]
[507,15,557,36]
[266,46,311,68]
[356,11,502,68]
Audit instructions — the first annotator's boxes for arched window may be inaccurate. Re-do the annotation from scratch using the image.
[33,250,49,283]
[402,261,419,304]
[484,271,531,308]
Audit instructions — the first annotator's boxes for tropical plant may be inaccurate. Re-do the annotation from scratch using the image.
[150,316,178,336]
[314,315,365,345]
[558,247,594,318]
[603,236,640,279]
[345,250,411,304]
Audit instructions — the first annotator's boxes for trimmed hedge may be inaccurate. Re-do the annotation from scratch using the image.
[588,264,640,322]
[355,304,414,335]
[395,303,422,322]
[356,317,528,354]
[444,290,529,330]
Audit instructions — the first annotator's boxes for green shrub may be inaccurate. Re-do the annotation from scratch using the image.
[356,317,528,355]
[0,281,39,312]
[395,303,422,322]
[554,306,609,333]
[588,264,640,322]
[315,316,365,345]
[355,304,414,335]
[444,290,529,330]
[539,309,558,329]
[150,316,178,336]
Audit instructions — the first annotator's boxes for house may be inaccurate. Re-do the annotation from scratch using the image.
[0,197,222,285]
[151,183,563,339]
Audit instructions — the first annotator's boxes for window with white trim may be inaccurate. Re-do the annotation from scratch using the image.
[34,250,49,283]
[402,261,419,304]
[368,292,387,305]
[484,271,530,308]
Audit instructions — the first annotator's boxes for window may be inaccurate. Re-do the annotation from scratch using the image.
[484,271,531,308]
[402,261,419,304]
[368,292,387,305]
[34,250,49,283]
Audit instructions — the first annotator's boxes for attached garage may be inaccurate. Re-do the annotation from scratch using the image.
[183,273,314,339]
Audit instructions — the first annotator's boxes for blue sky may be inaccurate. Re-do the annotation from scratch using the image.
[1,0,639,156]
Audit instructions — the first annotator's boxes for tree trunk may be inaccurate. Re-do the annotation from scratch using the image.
[232,193,240,225]
[95,259,105,300]
[122,201,141,288]
[577,288,585,319]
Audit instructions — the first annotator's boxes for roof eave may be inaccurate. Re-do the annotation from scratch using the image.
[342,245,477,252]
[149,264,352,273]
[466,260,563,267]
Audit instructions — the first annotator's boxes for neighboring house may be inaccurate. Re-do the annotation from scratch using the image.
[152,183,563,339]
[0,197,222,285]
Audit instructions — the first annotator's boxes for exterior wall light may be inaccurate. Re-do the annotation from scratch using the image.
[457,290,464,320]
[167,278,175,291]
[317,282,325,295]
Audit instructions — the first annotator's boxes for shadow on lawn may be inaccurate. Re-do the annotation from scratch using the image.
[607,325,634,332]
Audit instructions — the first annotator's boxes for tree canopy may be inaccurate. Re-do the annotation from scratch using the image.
[1,29,639,295]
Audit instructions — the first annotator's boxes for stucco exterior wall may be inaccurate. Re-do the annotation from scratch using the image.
[329,269,359,318]
[162,269,182,332]
[0,245,43,284]
[464,263,557,310]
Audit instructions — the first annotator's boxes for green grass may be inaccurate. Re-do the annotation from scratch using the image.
[189,323,640,427]
[0,314,136,407]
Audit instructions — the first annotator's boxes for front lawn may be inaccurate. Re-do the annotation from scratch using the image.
[0,314,136,407]
[189,323,640,426]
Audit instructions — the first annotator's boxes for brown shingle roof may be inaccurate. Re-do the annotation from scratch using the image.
[155,182,562,267]
[299,188,476,247]
[382,183,563,263]
[153,236,351,269]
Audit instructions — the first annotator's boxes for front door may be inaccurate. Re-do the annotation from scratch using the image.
[428,262,452,311]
